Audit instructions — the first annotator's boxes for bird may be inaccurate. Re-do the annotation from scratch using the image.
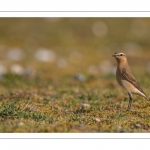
[112,52,149,111]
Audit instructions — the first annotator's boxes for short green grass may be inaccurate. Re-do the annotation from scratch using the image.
[0,72,150,132]
[0,18,150,132]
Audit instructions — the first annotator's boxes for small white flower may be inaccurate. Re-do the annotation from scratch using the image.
[10,64,24,75]
[35,48,56,62]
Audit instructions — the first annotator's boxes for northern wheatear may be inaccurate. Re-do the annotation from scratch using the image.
[112,52,149,111]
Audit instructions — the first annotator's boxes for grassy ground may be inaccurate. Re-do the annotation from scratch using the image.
[0,18,150,132]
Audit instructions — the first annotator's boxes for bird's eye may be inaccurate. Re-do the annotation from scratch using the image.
[120,54,123,56]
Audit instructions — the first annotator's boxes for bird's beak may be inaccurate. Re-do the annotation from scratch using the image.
[112,54,115,57]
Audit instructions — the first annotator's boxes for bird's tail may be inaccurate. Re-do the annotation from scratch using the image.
[137,92,150,101]
[145,96,150,101]
[143,94,150,101]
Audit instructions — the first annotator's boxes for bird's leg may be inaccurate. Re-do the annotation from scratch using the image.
[127,92,133,111]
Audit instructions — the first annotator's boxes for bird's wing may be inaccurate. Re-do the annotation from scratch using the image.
[121,68,146,95]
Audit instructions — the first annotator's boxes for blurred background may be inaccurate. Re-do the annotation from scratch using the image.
[0,18,150,89]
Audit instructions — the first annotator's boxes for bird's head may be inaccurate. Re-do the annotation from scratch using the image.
[112,52,127,63]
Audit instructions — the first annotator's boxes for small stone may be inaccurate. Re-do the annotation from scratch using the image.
[135,123,142,128]
[74,73,86,82]
[81,103,91,108]
[18,122,24,126]
[95,118,101,122]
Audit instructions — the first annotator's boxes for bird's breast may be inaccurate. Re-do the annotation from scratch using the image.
[116,68,124,87]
